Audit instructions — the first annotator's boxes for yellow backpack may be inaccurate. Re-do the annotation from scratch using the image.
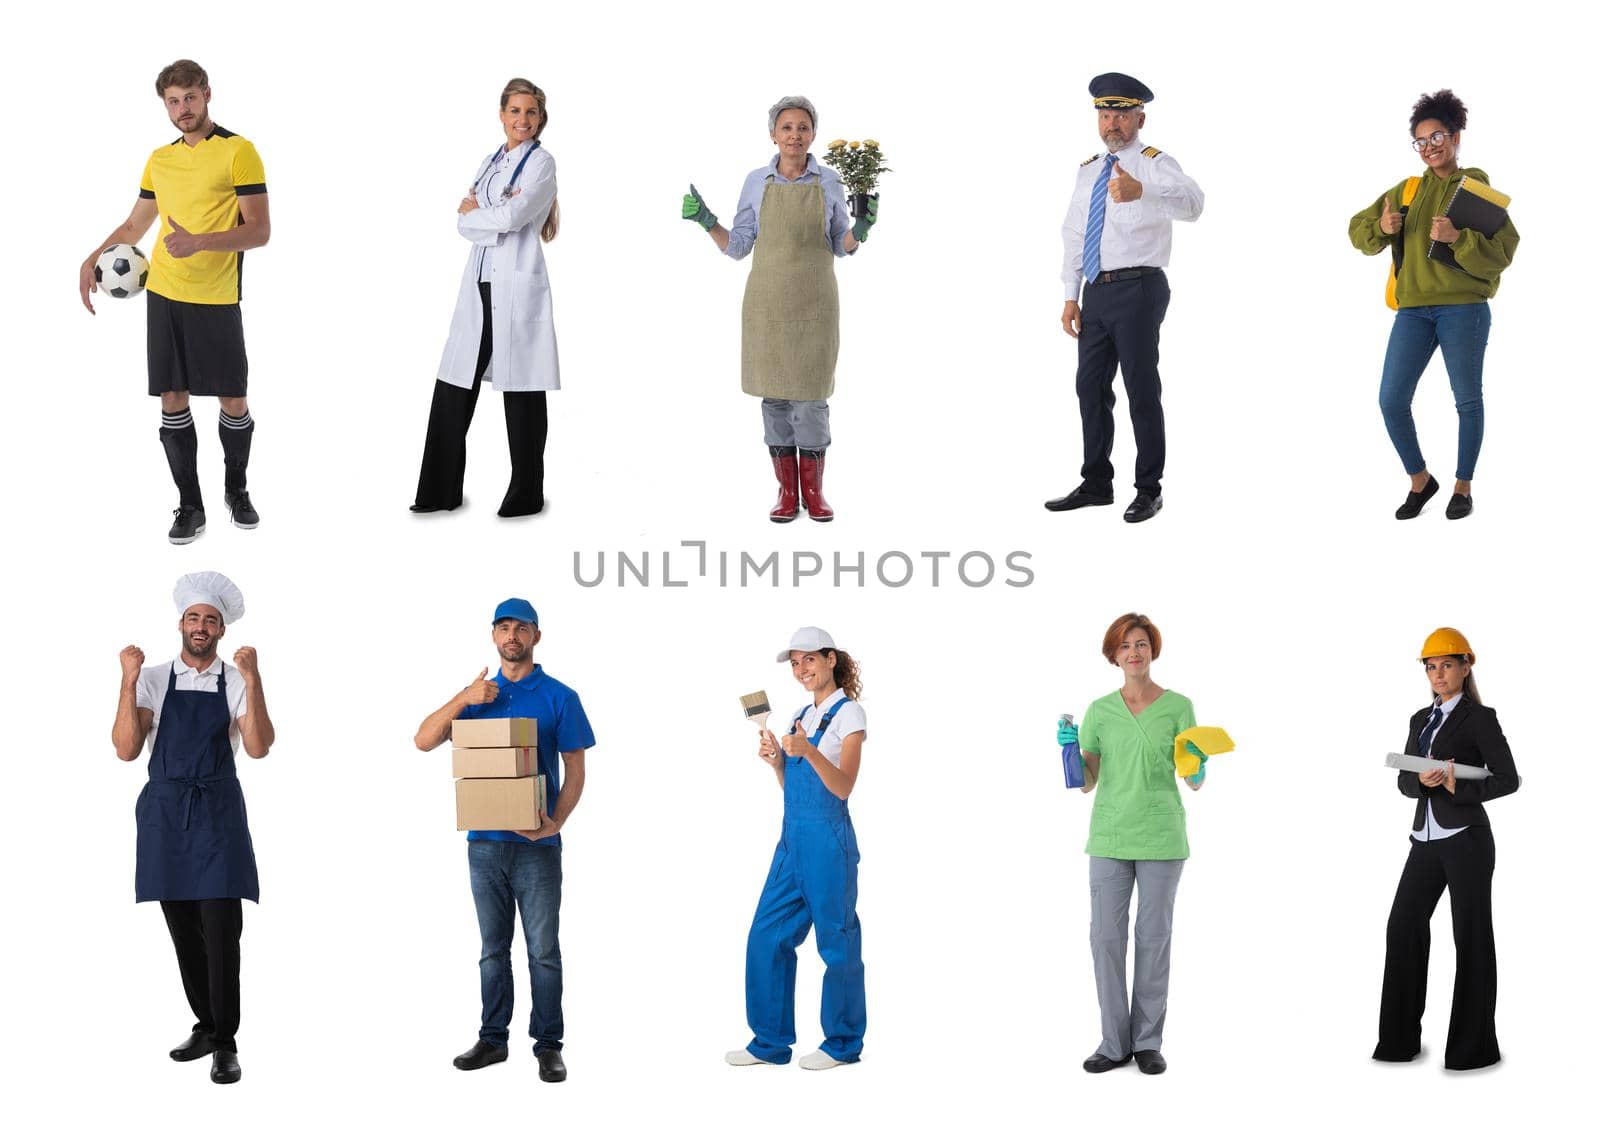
[1384,177,1423,310]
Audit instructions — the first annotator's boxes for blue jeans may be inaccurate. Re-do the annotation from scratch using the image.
[467,841,562,1051]
[1378,303,1491,481]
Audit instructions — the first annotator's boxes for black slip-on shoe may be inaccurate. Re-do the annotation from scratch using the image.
[1134,1049,1167,1074]
[1083,1052,1133,1073]
[1044,485,1114,512]
[1446,492,1473,520]
[210,1049,241,1084]
[1395,475,1439,520]
[453,1041,509,1071]
[537,1048,567,1083]
[1123,493,1163,523]
[169,1031,214,1062]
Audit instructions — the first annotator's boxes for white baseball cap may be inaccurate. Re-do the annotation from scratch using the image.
[776,626,836,661]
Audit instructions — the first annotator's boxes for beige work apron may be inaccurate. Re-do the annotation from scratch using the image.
[740,180,840,400]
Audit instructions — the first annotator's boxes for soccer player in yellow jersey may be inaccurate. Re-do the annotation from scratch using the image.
[79,60,271,544]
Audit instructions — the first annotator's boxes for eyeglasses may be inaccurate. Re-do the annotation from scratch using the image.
[1412,130,1452,152]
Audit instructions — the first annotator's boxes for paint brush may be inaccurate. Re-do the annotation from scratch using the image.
[739,690,772,730]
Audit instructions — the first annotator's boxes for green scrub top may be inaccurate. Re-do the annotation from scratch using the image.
[1079,689,1196,861]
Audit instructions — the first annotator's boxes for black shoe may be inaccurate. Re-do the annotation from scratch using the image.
[225,490,259,530]
[1134,1049,1167,1074]
[1394,475,1439,520]
[537,1048,567,1083]
[1123,493,1163,523]
[168,506,206,545]
[210,1049,241,1084]
[453,1040,508,1071]
[169,1031,214,1062]
[1446,492,1473,520]
[1082,1052,1132,1073]
[1044,485,1114,512]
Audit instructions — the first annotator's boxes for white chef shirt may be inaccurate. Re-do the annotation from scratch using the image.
[136,656,249,755]
[1060,138,1204,300]
[1412,693,1466,843]
[474,141,537,282]
[792,687,867,769]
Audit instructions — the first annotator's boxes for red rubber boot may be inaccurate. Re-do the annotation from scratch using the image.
[798,448,834,522]
[769,446,799,522]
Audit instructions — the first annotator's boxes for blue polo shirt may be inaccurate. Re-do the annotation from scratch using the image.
[459,664,595,848]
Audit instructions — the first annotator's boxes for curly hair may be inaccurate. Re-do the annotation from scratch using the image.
[826,649,863,701]
[1409,89,1467,135]
[1101,613,1162,666]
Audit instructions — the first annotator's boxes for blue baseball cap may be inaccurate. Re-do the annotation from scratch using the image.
[492,597,539,626]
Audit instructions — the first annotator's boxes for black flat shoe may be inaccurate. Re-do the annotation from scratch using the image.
[1394,475,1439,520]
[169,1031,214,1062]
[1082,1052,1133,1073]
[1446,492,1473,520]
[210,1049,241,1084]
[1123,493,1163,523]
[453,1040,508,1071]
[537,1048,567,1083]
[1044,485,1114,512]
[1134,1049,1167,1074]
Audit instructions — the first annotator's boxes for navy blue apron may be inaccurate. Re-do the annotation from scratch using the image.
[134,661,260,903]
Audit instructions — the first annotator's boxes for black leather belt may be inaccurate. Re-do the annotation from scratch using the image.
[1090,266,1163,284]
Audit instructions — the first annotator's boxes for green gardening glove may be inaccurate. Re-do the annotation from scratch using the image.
[1056,718,1079,747]
[682,183,717,231]
[851,195,879,243]
[1184,742,1209,785]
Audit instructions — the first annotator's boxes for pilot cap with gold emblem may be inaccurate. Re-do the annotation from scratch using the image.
[1090,72,1154,109]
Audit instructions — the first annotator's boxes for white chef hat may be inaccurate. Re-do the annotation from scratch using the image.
[173,571,245,624]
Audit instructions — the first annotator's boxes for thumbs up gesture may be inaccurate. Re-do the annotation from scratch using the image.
[780,718,810,758]
[461,666,500,706]
[1380,196,1404,235]
[1107,160,1143,202]
[164,217,205,258]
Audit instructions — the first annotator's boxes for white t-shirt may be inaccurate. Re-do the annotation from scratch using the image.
[793,688,867,769]
[136,656,249,754]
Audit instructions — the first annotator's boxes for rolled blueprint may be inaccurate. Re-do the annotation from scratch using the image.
[1385,753,1490,780]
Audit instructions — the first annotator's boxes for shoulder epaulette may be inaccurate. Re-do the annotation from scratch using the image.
[1080,154,1101,167]
[1142,146,1163,159]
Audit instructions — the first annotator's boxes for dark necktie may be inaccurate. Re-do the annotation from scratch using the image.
[1418,706,1444,759]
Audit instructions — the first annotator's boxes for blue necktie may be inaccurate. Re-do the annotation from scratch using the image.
[1418,706,1444,759]
[1082,155,1118,287]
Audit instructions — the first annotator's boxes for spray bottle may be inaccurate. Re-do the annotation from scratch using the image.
[1059,713,1084,789]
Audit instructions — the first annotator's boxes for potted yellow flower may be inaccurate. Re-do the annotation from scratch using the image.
[823,138,891,219]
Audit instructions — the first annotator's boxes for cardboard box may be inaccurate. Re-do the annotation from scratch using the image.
[451,717,537,748]
[456,776,546,832]
[452,746,537,779]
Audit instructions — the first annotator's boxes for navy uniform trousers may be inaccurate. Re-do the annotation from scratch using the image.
[1075,269,1171,496]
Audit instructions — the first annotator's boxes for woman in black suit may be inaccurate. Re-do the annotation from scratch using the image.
[1374,627,1519,1070]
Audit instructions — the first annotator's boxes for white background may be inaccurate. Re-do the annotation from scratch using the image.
[2,1,1595,1124]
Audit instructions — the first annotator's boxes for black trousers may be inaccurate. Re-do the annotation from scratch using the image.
[414,281,548,515]
[160,898,243,1052]
[1075,270,1170,495]
[1374,826,1499,1070]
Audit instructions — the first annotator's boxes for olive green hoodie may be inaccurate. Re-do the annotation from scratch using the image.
[1349,166,1518,306]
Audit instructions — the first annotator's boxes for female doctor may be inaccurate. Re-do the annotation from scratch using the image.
[412,78,561,518]
[726,626,867,1070]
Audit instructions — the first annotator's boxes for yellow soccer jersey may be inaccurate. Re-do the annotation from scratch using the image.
[139,126,267,304]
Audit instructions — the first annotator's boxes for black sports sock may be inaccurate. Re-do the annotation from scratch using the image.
[159,409,202,509]
[218,409,254,492]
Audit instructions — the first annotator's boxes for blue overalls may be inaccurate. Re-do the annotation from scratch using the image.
[135,662,259,903]
[744,697,866,1064]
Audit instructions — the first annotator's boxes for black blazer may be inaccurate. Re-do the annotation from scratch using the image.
[1397,695,1519,832]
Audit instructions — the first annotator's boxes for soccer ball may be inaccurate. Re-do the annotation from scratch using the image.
[94,243,150,298]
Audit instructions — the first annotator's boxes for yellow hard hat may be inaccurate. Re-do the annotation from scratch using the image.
[1419,627,1474,663]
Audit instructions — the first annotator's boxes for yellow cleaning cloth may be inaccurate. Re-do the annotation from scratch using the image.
[1174,726,1234,777]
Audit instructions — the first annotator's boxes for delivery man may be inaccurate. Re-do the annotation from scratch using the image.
[414,597,595,1082]
[112,571,275,1084]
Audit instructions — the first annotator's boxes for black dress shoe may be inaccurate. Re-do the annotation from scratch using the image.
[169,1031,214,1062]
[1082,1052,1133,1073]
[1134,1049,1167,1074]
[1123,493,1163,523]
[1044,485,1114,512]
[1394,475,1439,520]
[225,489,260,529]
[453,1040,508,1071]
[168,505,206,544]
[537,1048,567,1083]
[210,1049,241,1084]
[1446,492,1473,520]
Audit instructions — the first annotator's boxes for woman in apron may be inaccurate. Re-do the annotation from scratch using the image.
[681,96,880,522]
[413,78,562,518]
[726,627,866,1069]
[1066,612,1206,1076]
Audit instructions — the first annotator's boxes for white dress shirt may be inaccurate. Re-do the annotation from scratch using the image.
[135,655,248,754]
[1060,138,1204,300]
[793,687,867,769]
[1412,693,1466,843]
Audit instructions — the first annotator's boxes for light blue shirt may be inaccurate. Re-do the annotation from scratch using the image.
[724,153,852,261]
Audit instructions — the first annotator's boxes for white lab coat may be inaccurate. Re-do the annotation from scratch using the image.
[436,145,560,391]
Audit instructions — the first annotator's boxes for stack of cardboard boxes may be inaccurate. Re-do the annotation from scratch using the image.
[452,717,546,832]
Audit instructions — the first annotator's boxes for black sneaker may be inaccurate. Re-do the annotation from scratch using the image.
[168,506,206,545]
[225,490,260,530]
[1446,492,1474,520]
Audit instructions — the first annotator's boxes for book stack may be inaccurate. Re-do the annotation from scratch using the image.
[451,717,545,832]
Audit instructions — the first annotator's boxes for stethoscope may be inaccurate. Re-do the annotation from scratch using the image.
[472,140,540,203]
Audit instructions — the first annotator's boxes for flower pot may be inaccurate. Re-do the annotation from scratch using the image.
[848,193,877,219]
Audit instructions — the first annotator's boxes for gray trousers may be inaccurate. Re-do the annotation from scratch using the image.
[761,398,831,450]
[1088,856,1184,1058]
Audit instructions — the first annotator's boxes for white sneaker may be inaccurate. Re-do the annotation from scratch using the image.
[798,1050,849,1071]
[725,1049,776,1066]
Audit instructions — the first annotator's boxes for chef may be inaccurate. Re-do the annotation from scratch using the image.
[112,571,274,1085]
